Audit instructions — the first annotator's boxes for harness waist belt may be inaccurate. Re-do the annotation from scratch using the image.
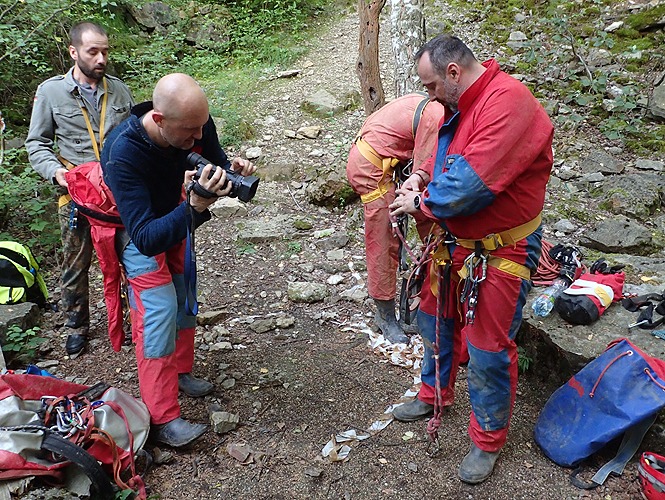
[458,255,532,281]
[455,213,542,251]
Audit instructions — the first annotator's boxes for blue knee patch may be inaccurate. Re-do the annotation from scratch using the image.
[140,283,178,358]
[467,342,512,430]
[418,310,455,390]
[122,243,158,279]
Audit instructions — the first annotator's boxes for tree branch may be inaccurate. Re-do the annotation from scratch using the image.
[0,0,21,23]
[565,27,593,82]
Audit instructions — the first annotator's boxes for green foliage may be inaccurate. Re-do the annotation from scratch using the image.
[517,346,532,374]
[115,489,135,500]
[2,325,46,365]
[337,185,357,207]
[236,240,257,255]
[0,0,119,126]
[284,241,302,257]
[0,148,60,257]
[624,4,665,31]
[0,0,333,256]
[554,196,593,223]
[463,0,664,154]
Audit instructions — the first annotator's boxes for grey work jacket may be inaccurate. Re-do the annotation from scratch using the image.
[25,67,134,184]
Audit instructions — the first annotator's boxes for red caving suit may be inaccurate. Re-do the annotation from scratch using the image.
[416,60,554,452]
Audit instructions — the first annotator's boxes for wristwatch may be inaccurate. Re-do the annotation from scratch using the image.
[413,194,422,210]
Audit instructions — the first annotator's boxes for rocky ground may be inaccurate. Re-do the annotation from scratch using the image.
[10,1,665,499]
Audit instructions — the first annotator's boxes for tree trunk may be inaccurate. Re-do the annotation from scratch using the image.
[357,0,386,115]
[390,0,426,97]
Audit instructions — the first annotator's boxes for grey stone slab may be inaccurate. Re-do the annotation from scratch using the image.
[0,303,41,343]
[519,291,665,387]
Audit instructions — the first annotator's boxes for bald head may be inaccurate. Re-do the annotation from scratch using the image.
[153,73,209,120]
[146,73,210,150]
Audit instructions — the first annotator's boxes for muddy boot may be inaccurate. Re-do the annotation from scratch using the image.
[458,443,501,484]
[374,299,409,344]
[400,314,419,334]
[65,333,87,355]
[178,373,214,397]
[391,398,433,422]
[151,417,208,448]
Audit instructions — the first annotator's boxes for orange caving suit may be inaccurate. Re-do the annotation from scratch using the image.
[346,93,445,300]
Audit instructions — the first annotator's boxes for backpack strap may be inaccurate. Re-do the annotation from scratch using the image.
[570,413,658,489]
[411,92,430,139]
[41,431,116,499]
[74,203,123,225]
[0,425,116,499]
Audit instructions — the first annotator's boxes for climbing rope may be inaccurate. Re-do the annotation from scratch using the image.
[532,240,586,286]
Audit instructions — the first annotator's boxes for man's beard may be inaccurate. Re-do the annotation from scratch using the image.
[78,60,106,82]
[443,79,460,113]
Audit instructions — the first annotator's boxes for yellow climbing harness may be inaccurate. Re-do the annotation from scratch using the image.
[354,136,401,204]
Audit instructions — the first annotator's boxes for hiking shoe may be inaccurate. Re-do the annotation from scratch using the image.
[65,334,87,355]
[392,398,434,422]
[178,373,214,397]
[458,444,501,484]
[151,417,208,448]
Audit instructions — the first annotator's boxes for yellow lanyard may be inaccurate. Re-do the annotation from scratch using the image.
[79,77,108,161]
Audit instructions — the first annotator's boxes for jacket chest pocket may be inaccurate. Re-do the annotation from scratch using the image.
[52,106,88,156]
[53,106,86,131]
[107,103,132,129]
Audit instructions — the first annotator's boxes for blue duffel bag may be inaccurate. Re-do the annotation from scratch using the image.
[534,338,665,487]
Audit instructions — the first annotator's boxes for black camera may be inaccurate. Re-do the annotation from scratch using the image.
[186,152,259,203]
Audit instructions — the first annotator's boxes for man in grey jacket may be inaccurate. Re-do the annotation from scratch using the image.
[26,21,134,355]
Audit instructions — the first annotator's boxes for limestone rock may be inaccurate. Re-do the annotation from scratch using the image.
[580,149,622,174]
[287,282,329,303]
[211,411,240,434]
[579,217,655,255]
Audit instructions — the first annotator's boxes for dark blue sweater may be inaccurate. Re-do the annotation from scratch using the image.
[101,101,229,256]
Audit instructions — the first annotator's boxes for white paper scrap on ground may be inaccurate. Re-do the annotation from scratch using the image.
[342,322,423,370]
[322,434,353,462]
[323,321,425,461]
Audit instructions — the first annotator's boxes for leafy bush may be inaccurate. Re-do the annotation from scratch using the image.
[2,325,46,366]
[0,0,120,127]
[0,148,60,260]
[517,346,532,373]
[0,0,334,256]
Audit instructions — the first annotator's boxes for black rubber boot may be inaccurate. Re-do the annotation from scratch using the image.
[151,417,208,448]
[458,443,501,484]
[65,334,87,355]
[178,373,214,397]
[374,299,409,344]
[391,398,434,422]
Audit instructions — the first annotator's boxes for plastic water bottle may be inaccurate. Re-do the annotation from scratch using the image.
[532,277,571,317]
